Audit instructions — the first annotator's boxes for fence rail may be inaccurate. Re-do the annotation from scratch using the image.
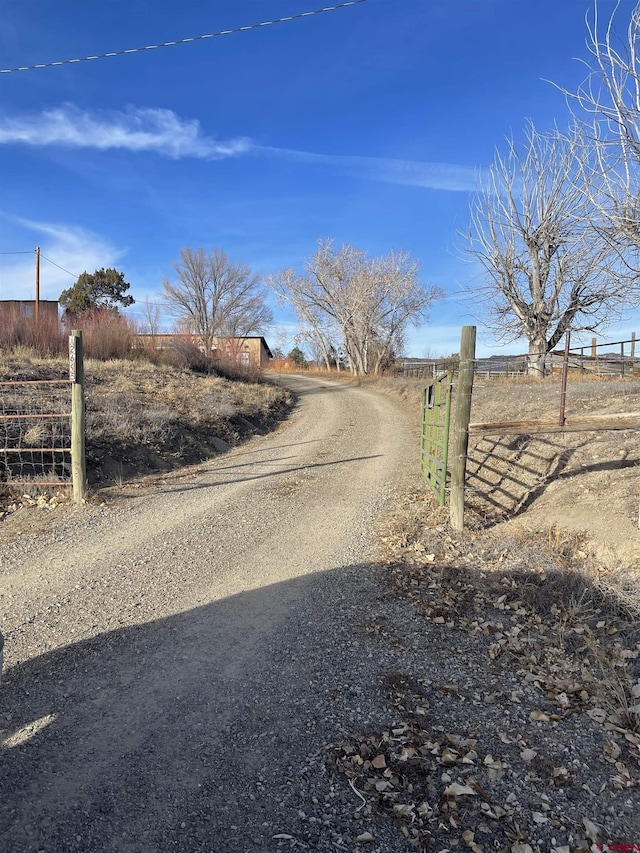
[400,334,640,380]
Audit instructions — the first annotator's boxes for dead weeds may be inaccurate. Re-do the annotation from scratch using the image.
[0,354,293,515]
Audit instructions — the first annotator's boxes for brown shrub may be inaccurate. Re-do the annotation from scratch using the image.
[63,309,134,360]
[0,313,66,357]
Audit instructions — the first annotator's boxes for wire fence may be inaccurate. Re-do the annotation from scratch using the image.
[0,380,73,488]
[563,336,639,377]
[397,335,639,380]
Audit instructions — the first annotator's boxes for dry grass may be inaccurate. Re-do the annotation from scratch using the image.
[0,352,292,503]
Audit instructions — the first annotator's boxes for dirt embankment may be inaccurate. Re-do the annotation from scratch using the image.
[377,373,640,571]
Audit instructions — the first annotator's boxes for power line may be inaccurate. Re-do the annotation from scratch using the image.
[0,251,35,255]
[40,254,78,279]
[0,1,368,74]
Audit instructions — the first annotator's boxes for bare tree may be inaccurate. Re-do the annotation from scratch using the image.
[140,296,161,338]
[162,247,272,354]
[272,276,343,371]
[270,240,441,377]
[466,122,624,376]
[562,1,640,266]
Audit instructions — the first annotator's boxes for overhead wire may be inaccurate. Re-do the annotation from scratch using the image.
[0,1,368,74]
[40,254,79,279]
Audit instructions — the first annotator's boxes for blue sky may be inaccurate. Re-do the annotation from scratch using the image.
[1,0,638,358]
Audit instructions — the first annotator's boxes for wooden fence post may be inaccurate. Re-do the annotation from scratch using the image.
[69,330,87,503]
[450,326,476,531]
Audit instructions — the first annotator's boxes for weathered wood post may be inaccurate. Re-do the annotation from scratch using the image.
[69,330,87,503]
[450,326,476,531]
[559,331,570,426]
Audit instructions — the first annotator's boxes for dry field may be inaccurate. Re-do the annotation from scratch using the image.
[0,352,292,525]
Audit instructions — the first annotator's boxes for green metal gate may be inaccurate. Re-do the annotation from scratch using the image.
[420,373,453,506]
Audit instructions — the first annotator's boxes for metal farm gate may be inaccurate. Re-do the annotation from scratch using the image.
[0,378,73,490]
[0,332,86,501]
[420,373,452,506]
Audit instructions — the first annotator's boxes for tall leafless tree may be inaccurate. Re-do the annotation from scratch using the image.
[270,240,441,376]
[162,247,272,354]
[561,0,640,268]
[466,122,625,375]
[140,296,161,338]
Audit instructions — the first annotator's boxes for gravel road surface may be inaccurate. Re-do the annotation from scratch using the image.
[0,376,418,852]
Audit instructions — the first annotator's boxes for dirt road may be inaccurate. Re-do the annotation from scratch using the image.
[0,376,418,852]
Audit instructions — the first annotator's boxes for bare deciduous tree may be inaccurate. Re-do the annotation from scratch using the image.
[162,247,272,354]
[270,240,441,376]
[466,123,624,376]
[140,296,161,339]
[561,1,640,266]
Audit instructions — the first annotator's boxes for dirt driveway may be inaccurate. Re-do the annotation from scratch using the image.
[0,376,419,852]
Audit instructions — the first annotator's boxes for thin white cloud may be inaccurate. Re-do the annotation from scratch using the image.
[0,216,124,301]
[0,104,251,160]
[0,103,480,190]
[258,146,482,192]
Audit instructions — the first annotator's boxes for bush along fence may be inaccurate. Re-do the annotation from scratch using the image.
[421,327,640,531]
[0,331,86,503]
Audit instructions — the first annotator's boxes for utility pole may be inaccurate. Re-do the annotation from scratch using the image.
[35,246,40,323]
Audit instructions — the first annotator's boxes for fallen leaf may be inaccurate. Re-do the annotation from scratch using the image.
[444,783,477,797]
[441,748,458,764]
[587,708,607,724]
[602,740,621,763]
[530,710,550,722]
[582,816,600,843]
[356,831,375,842]
[463,829,484,852]
[371,754,387,769]
[520,748,537,762]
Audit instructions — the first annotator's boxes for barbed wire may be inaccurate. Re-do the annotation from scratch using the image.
[0,1,368,74]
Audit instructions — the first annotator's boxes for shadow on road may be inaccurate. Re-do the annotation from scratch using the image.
[0,563,385,852]
[158,454,384,495]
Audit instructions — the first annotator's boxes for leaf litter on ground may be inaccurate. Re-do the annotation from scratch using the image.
[325,490,640,852]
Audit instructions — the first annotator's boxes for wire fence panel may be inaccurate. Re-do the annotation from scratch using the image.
[0,380,73,488]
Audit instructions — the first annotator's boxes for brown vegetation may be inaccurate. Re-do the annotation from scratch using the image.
[0,351,292,513]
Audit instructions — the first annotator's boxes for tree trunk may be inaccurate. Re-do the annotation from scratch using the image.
[528,337,548,376]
